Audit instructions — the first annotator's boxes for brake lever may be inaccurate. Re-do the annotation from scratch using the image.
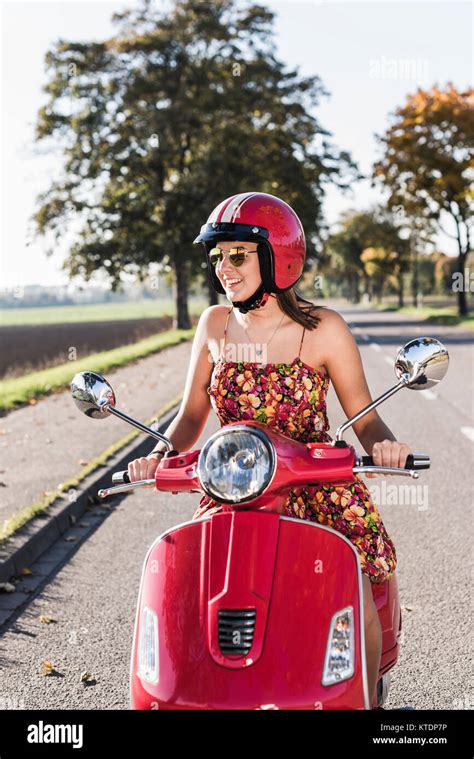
[98,479,156,499]
[353,466,419,479]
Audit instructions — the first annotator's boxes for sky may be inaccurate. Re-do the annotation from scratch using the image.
[0,0,472,288]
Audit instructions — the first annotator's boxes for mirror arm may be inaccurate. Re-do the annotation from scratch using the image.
[105,404,173,450]
[335,378,408,442]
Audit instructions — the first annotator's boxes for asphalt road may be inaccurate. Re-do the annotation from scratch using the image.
[0,305,472,711]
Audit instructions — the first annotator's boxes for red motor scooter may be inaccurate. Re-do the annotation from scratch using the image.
[71,336,448,710]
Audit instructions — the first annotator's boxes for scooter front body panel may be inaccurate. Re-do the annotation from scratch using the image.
[130,510,370,709]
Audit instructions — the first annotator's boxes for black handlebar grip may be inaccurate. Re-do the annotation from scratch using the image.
[360,454,430,470]
[111,452,173,485]
[112,470,130,484]
[405,454,430,470]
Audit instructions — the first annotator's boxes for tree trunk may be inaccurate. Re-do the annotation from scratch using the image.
[451,212,469,316]
[352,272,360,304]
[173,257,191,330]
[364,273,371,302]
[457,251,468,317]
[398,271,404,308]
[376,279,383,304]
[411,240,419,308]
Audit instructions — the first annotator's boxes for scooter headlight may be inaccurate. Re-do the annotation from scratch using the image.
[137,606,159,684]
[197,425,276,504]
[322,607,354,686]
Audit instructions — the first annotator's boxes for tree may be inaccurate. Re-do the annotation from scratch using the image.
[33,0,358,327]
[360,247,398,304]
[325,207,409,305]
[373,83,474,316]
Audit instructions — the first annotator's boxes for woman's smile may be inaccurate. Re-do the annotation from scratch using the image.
[223,277,243,290]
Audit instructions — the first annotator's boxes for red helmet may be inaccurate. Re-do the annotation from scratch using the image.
[193,192,306,298]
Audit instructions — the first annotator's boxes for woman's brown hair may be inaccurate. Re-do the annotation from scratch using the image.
[275,287,326,329]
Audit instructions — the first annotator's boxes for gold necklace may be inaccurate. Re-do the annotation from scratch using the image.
[241,312,286,360]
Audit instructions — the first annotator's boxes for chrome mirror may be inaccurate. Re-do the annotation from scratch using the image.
[70,371,173,450]
[394,337,449,389]
[335,336,449,441]
[71,371,116,419]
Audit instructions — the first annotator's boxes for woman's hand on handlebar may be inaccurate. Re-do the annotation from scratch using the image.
[127,452,164,483]
[365,439,412,478]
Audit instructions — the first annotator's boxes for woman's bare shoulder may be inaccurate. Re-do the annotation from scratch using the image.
[303,304,347,332]
[202,304,232,334]
[315,306,348,327]
[305,306,352,367]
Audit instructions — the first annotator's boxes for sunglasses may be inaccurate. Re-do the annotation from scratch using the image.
[209,246,259,268]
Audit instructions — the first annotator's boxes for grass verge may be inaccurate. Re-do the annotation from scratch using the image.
[0,327,195,415]
[0,393,183,545]
[373,304,474,330]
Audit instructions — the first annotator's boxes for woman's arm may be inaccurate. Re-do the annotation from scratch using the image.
[316,310,412,475]
[128,304,224,482]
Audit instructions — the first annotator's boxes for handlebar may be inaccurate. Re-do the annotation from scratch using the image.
[104,452,431,500]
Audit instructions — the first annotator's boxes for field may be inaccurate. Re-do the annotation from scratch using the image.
[0,298,208,326]
[0,298,208,379]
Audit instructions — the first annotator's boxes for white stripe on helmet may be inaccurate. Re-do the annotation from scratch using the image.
[207,197,231,223]
[220,192,258,222]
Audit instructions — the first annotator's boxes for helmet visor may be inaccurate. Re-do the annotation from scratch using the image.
[193,222,269,245]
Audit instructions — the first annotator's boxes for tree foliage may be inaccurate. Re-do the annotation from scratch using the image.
[33,0,358,326]
[373,83,473,315]
[324,207,409,304]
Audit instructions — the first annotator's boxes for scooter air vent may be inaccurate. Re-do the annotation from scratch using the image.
[218,609,257,656]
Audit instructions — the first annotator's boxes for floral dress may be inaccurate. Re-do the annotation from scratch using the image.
[192,307,397,584]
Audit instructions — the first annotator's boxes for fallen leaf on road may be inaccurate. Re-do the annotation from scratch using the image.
[80,671,92,683]
[39,615,56,625]
[29,399,38,406]
[78,459,88,466]
[41,660,55,676]
[21,568,33,576]
[0,582,15,593]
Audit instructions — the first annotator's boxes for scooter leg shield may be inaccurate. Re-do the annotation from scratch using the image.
[130,510,371,710]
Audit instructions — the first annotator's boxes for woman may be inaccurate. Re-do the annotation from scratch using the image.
[127,192,412,708]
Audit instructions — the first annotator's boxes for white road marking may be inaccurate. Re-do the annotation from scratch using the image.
[461,427,474,442]
[349,323,370,341]
[421,389,438,401]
